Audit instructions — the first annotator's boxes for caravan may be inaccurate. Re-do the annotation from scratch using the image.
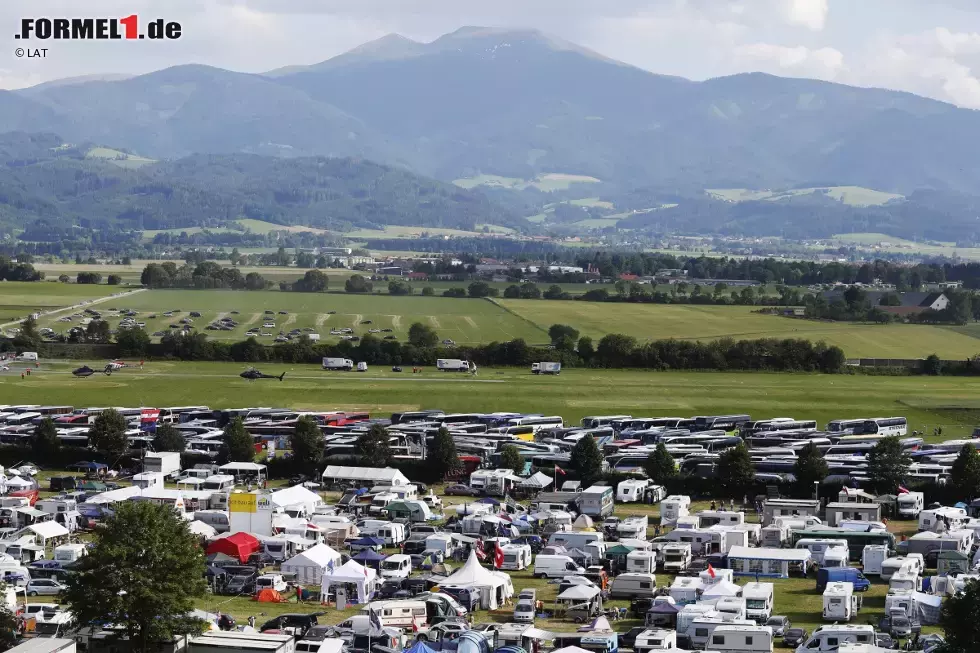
[822,583,860,621]
[743,583,774,623]
[708,625,774,653]
[661,496,691,526]
[796,625,876,653]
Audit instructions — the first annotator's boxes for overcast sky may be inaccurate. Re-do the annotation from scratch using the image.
[4,0,980,108]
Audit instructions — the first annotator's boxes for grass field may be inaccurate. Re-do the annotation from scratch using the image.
[497,299,980,359]
[708,186,904,207]
[85,146,156,169]
[34,290,546,345]
[1,363,977,439]
[345,225,515,239]
[0,282,137,325]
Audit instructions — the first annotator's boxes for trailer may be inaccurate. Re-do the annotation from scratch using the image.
[437,359,472,372]
[531,362,561,375]
[144,452,181,479]
[322,357,353,371]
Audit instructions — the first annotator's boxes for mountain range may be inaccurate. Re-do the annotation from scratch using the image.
[3,26,980,240]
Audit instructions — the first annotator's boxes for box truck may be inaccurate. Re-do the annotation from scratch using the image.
[531,362,561,375]
[322,358,353,371]
[436,359,471,372]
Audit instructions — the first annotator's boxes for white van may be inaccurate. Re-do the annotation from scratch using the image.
[500,544,532,571]
[861,545,888,576]
[608,572,657,599]
[377,522,407,545]
[380,554,412,580]
[533,555,584,579]
[822,582,859,621]
[708,624,774,653]
[880,555,924,581]
[193,510,231,533]
[743,582,774,623]
[796,625,876,653]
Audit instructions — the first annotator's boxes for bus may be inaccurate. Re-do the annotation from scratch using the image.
[862,417,908,437]
[581,415,632,429]
[789,528,895,560]
[827,418,867,434]
[694,415,751,432]
[741,419,817,436]
[739,418,796,436]
[506,416,564,432]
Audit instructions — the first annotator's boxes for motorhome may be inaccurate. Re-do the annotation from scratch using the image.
[796,625,876,653]
[906,529,974,558]
[715,597,747,621]
[888,569,921,593]
[880,555,924,582]
[822,582,859,621]
[617,516,649,540]
[897,492,925,519]
[194,510,231,533]
[707,624,774,653]
[918,506,968,532]
[698,510,746,528]
[688,617,756,650]
[608,572,658,599]
[661,543,693,573]
[669,576,704,606]
[838,520,887,533]
[743,583,774,623]
[626,550,657,574]
[633,629,677,653]
[357,599,427,629]
[548,531,604,551]
[578,485,615,517]
[660,495,691,526]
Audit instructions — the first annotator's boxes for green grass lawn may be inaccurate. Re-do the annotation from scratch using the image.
[34,290,546,345]
[497,299,980,359]
[2,363,978,440]
[707,187,903,207]
[0,281,137,324]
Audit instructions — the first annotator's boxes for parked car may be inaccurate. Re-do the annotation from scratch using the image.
[878,613,920,639]
[766,616,791,637]
[783,628,808,648]
[392,366,403,372]
[875,633,897,649]
[26,579,65,596]
[619,626,647,650]
[444,484,479,496]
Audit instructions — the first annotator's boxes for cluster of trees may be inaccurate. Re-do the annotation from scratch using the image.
[0,256,42,281]
[140,261,270,290]
[344,274,373,293]
[76,271,103,284]
[282,269,329,293]
[141,322,848,374]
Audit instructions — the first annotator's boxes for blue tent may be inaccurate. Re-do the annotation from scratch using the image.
[352,549,387,562]
[403,641,439,653]
[476,497,500,505]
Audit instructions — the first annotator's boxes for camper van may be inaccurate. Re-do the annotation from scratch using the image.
[794,539,849,567]
[743,583,774,623]
[608,572,658,599]
[861,545,888,576]
[617,516,649,540]
[633,629,677,653]
[669,576,704,606]
[548,531,604,551]
[888,569,921,593]
[500,544,532,571]
[688,618,756,650]
[626,550,657,574]
[796,625,876,653]
[708,624,774,653]
[822,582,860,621]
[357,600,428,629]
[194,510,231,533]
[715,597,747,621]
[533,555,585,579]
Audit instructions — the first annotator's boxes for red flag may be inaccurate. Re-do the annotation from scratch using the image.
[555,464,566,476]
[412,617,420,633]
[494,541,505,569]
[898,486,910,494]
[475,540,487,561]
[707,564,716,579]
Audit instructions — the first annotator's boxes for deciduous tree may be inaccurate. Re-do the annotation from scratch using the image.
[356,424,392,466]
[290,415,324,478]
[152,423,185,453]
[32,417,61,461]
[222,416,255,462]
[951,444,980,501]
[716,442,755,499]
[793,442,829,497]
[408,322,439,348]
[500,445,524,475]
[644,443,676,484]
[427,427,461,481]
[63,501,207,653]
[89,409,129,458]
[570,435,604,486]
[868,436,912,494]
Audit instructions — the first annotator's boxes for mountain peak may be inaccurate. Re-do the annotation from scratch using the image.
[427,26,622,65]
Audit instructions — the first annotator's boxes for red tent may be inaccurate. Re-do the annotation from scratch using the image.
[206,532,260,563]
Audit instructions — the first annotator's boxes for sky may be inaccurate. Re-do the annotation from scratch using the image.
[4,0,980,108]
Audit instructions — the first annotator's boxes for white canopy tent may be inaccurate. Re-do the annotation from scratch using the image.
[439,550,514,609]
[21,521,69,546]
[557,585,601,601]
[282,543,342,583]
[188,521,218,539]
[700,579,742,599]
[519,472,553,489]
[320,558,378,604]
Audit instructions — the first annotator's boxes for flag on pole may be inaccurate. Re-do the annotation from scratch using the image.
[369,608,383,631]
[555,464,566,476]
[494,541,505,569]
[707,564,716,579]
[475,540,487,561]
[898,485,910,494]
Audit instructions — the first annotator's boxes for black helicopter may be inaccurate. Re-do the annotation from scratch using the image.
[240,367,285,382]
[73,364,114,377]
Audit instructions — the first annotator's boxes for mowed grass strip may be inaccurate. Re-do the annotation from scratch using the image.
[34,290,546,345]
[2,363,979,441]
[498,299,980,359]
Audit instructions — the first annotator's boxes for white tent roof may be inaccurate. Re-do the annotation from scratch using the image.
[520,472,553,489]
[442,550,506,588]
[324,558,376,583]
[701,580,741,598]
[283,543,341,570]
[553,646,594,653]
[557,585,601,601]
[85,486,142,504]
[321,466,408,485]
[219,462,267,472]
[188,521,218,538]
[573,514,594,529]
[4,476,32,489]
[270,485,323,509]
[25,522,69,539]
